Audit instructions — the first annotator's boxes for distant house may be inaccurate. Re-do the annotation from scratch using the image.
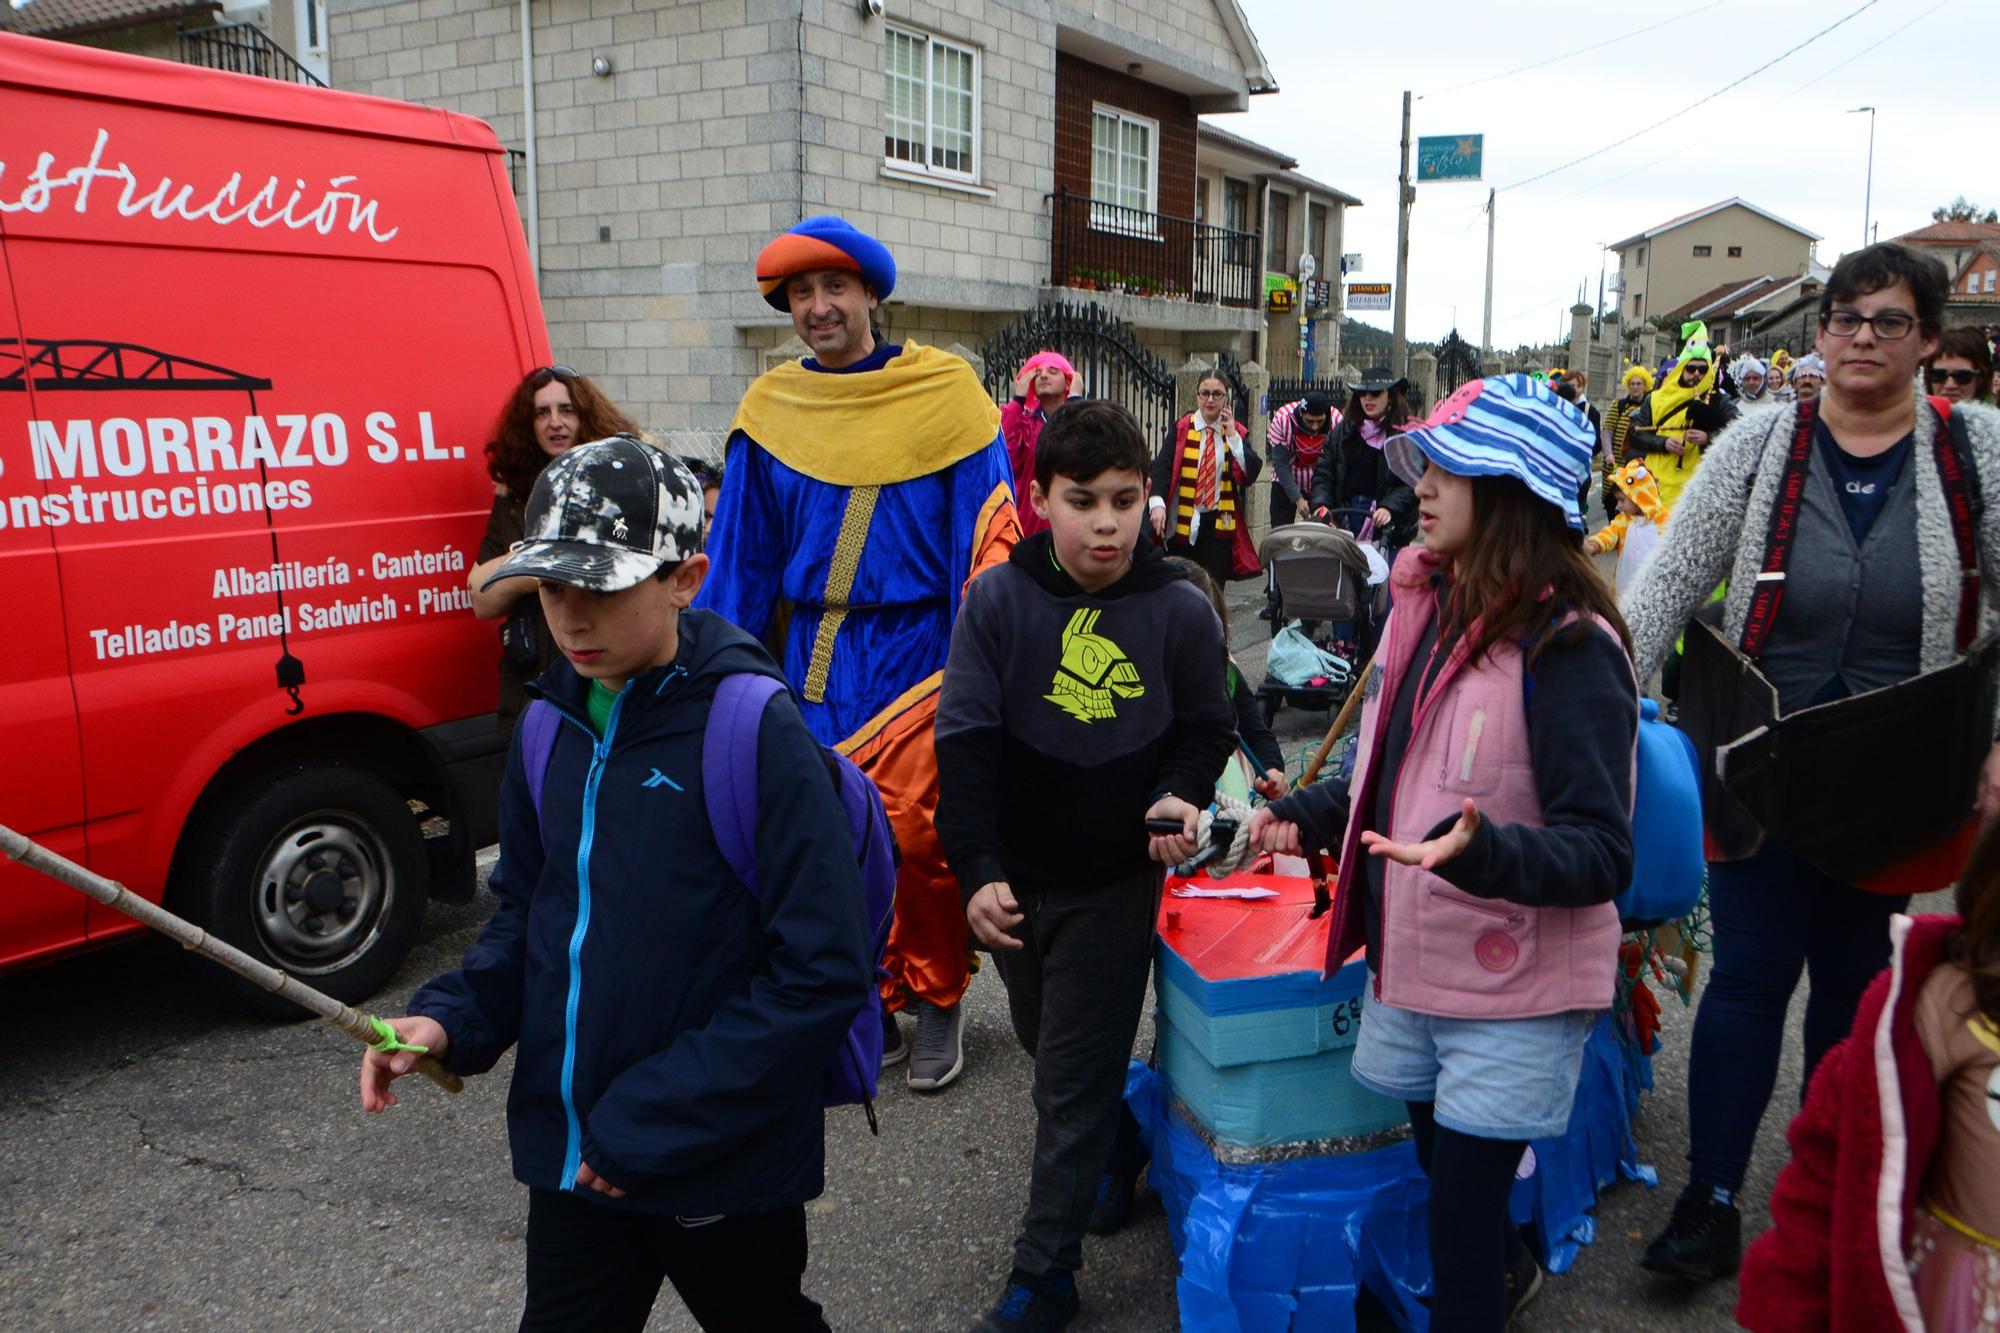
[1888,220,2000,328]
[1609,198,1820,327]
[1661,271,1827,354]
[320,0,1353,434]
[1194,121,1361,379]
[3,0,328,84]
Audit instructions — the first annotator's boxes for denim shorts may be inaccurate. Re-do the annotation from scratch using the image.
[1349,980,1600,1140]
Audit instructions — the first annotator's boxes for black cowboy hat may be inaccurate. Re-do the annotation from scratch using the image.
[1352,366,1410,394]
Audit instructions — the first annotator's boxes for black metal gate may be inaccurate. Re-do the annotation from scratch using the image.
[979,300,1178,450]
[1268,374,1347,414]
[1435,329,1480,395]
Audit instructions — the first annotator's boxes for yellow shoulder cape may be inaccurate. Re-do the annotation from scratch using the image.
[730,341,1002,486]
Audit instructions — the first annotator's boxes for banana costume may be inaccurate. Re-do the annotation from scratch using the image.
[1631,322,1719,512]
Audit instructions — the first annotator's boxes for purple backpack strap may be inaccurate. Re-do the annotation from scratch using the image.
[520,698,561,845]
[703,673,786,896]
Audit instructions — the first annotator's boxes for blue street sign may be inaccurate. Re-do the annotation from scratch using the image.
[1417,134,1483,182]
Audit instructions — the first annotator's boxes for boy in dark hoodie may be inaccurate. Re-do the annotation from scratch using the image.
[359,436,871,1333]
[936,400,1236,1331]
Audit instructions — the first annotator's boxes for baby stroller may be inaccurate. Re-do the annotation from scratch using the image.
[1255,512,1377,725]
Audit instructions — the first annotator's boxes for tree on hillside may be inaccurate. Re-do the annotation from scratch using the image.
[1933,197,1999,224]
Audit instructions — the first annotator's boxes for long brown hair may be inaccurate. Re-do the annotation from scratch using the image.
[1946,815,2000,1025]
[484,367,640,502]
[1343,384,1412,431]
[1445,475,1633,668]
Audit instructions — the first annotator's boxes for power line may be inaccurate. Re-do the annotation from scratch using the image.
[1547,0,1947,208]
[1420,2,1727,100]
[1768,0,1952,104]
[1497,0,1881,194]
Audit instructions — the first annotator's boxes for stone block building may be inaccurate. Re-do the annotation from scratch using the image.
[313,0,1355,434]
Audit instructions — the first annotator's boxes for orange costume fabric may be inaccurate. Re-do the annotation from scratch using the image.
[697,344,1020,1010]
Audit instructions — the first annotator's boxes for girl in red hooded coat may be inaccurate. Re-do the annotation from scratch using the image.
[1739,814,2000,1332]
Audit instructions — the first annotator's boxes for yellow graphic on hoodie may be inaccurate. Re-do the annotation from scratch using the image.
[1046,609,1145,722]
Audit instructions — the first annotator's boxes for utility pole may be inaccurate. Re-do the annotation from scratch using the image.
[1299,251,1316,380]
[1849,105,1876,248]
[1481,187,1496,360]
[1391,90,1413,378]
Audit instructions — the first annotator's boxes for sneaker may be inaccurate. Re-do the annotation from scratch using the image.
[907,998,965,1091]
[974,1270,1078,1332]
[1503,1241,1544,1325]
[1085,1165,1139,1235]
[1641,1182,1742,1282]
[881,1001,908,1068]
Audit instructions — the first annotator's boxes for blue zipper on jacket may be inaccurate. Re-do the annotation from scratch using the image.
[558,683,629,1191]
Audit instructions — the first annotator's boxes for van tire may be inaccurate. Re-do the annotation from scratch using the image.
[176,764,428,1019]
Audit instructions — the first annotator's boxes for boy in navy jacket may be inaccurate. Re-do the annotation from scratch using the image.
[936,401,1236,1330]
[360,436,871,1332]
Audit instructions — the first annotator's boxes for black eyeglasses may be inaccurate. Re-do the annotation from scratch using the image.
[1927,367,1978,387]
[1822,309,1916,340]
[1196,389,1227,399]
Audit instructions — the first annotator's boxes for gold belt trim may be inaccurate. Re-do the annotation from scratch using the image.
[1926,1201,2000,1252]
[803,484,879,704]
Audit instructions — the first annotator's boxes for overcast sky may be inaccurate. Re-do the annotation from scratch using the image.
[1211,0,1983,351]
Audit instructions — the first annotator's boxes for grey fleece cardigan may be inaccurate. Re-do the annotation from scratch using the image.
[1620,397,2000,731]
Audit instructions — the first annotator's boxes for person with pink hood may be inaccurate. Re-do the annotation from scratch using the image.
[1002,351,1078,537]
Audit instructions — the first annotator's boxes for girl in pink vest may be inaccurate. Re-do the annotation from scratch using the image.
[1250,374,1639,1331]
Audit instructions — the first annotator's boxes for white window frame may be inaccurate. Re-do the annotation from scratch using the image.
[882,25,981,185]
[1088,103,1160,238]
[1985,268,1996,294]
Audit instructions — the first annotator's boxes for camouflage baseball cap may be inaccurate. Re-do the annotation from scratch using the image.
[482,434,704,593]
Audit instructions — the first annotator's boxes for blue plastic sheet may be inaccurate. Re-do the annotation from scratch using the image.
[1129,1010,1657,1332]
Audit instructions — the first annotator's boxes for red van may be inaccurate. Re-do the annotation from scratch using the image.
[1,35,546,1010]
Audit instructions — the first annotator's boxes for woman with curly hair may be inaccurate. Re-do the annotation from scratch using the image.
[464,364,640,733]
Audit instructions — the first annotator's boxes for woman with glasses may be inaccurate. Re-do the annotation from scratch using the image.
[1148,370,1263,585]
[465,365,641,735]
[1924,326,1995,406]
[1624,242,2000,1284]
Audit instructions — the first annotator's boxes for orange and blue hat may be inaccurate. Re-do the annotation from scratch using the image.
[756,215,897,311]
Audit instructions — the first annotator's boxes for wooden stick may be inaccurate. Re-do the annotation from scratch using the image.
[0,822,462,1094]
[1299,650,1377,789]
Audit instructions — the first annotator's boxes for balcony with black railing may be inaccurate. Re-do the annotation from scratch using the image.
[1048,187,1261,311]
[179,22,326,87]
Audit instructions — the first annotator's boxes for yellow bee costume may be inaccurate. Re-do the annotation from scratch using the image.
[1586,459,1672,594]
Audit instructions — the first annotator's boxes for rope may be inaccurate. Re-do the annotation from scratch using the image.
[1194,792,1259,877]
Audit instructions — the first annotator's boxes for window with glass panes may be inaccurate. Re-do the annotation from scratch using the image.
[1267,193,1290,271]
[884,27,978,180]
[1090,106,1156,229]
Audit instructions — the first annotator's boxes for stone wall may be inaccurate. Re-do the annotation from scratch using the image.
[327,0,1264,430]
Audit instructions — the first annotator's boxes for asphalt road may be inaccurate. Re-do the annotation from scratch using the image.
[0,573,1943,1331]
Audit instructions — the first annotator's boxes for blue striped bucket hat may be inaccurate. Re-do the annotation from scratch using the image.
[1383,374,1597,531]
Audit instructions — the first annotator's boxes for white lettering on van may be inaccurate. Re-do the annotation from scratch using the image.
[365,412,399,462]
[276,415,312,468]
[0,129,402,244]
[29,419,99,479]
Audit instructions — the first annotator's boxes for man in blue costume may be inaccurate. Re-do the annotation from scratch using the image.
[698,216,1021,1093]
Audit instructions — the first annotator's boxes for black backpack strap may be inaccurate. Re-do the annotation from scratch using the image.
[1931,398,1984,653]
[1739,398,1820,660]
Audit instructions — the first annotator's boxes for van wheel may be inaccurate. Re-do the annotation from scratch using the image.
[176,765,427,1018]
